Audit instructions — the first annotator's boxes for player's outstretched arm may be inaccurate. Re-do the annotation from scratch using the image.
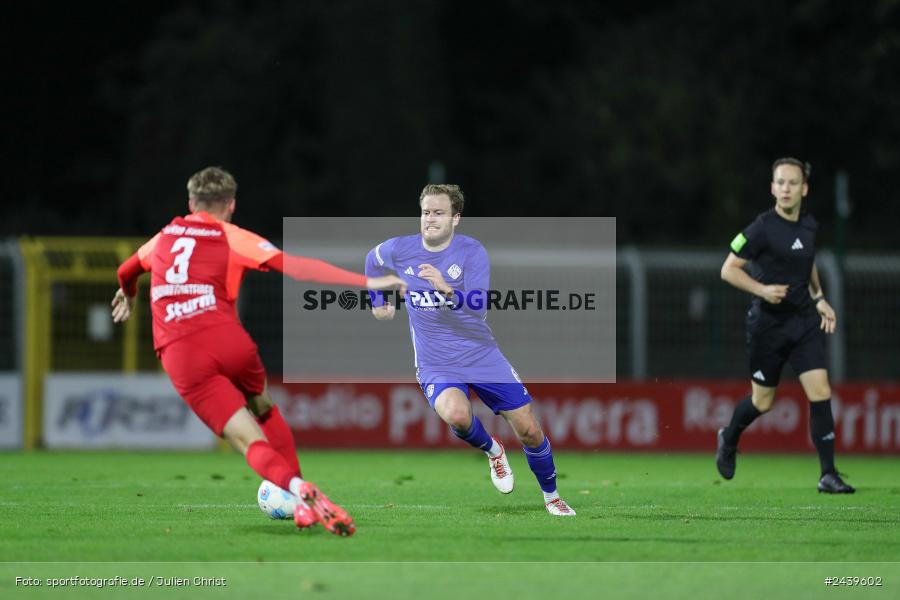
[266,252,405,294]
[368,274,405,320]
[364,240,405,320]
[720,252,787,304]
[366,274,406,294]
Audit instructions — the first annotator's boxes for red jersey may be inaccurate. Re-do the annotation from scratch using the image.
[117,211,368,351]
[133,212,280,349]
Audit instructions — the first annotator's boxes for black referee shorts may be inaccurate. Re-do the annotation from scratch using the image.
[746,305,827,387]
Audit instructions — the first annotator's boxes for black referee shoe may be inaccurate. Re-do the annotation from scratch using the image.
[818,472,855,494]
[716,428,737,480]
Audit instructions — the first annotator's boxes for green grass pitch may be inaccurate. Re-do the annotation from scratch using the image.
[1,450,898,599]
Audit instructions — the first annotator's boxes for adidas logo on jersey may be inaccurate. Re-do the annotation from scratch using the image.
[752,370,766,382]
[405,266,415,276]
[791,238,804,250]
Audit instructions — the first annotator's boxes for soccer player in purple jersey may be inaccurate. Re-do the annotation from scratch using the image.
[365,184,575,516]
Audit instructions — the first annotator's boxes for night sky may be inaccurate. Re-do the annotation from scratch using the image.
[3,1,898,248]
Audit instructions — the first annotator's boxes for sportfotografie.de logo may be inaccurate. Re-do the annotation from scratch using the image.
[301,289,598,311]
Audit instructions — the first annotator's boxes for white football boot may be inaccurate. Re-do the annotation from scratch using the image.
[488,437,514,494]
[545,496,576,516]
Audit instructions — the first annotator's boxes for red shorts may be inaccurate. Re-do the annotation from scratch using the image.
[159,323,266,436]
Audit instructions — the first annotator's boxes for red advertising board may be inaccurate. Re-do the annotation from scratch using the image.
[269,379,900,453]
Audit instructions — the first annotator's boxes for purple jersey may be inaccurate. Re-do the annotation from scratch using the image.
[366,234,519,383]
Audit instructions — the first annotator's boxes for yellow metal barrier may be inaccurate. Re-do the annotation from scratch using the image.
[18,237,149,449]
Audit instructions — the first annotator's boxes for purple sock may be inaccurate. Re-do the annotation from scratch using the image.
[452,415,493,452]
[523,437,557,493]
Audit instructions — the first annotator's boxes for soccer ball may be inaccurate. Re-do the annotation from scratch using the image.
[257,480,297,520]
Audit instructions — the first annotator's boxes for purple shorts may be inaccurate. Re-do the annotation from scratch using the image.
[418,378,532,415]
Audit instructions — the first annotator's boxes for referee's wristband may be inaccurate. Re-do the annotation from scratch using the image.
[811,294,825,304]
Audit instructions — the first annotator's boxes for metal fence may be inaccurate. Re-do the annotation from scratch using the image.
[620,249,899,381]
[0,242,21,371]
[3,240,899,382]
[842,255,900,379]
[244,247,899,382]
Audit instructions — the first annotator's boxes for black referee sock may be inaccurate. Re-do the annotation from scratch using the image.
[810,399,837,476]
[723,395,762,446]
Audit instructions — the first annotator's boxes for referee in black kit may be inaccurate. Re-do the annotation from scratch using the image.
[716,157,854,493]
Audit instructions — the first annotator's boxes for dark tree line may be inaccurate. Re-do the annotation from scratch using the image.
[3,0,899,247]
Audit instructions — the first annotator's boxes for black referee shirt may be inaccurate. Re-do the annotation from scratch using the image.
[729,207,818,314]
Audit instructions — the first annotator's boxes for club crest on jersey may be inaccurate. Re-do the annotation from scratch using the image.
[447,264,462,280]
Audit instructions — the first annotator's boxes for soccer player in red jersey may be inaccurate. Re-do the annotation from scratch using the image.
[111,166,405,536]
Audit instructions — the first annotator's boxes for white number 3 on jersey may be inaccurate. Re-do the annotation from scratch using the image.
[165,237,197,284]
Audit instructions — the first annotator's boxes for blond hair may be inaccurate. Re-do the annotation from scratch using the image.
[187,166,237,205]
[419,184,464,215]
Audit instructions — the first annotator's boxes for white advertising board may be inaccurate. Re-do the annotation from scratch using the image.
[44,374,216,449]
[0,374,22,449]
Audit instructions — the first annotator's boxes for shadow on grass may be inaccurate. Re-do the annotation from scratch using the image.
[472,505,551,516]
[607,512,900,526]
[494,533,895,548]
[496,535,704,544]
[240,524,328,537]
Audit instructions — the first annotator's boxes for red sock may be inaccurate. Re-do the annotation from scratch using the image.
[256,406,301,477]
[245,440,297,491]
